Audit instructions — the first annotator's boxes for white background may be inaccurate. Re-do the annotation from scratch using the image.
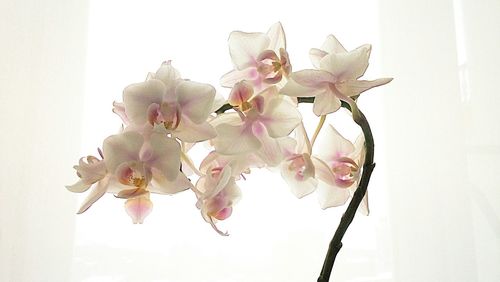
[1,0,499,281]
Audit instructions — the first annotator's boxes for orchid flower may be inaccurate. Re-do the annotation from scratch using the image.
[211,83,301,166]
[220,22,291,91]
[195,154,242,235]
[312,125,368,214]
[280,35,392,116]
[122,61,217,143]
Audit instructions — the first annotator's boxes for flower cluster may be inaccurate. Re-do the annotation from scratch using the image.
[67,23,391,234]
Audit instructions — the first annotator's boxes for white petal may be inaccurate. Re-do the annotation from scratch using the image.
[262,97,301,138]
[77,175,110,214]
[319,45,371,80]
[321,35,347,54]
[148,133,181,181]
[291,69,336,88]
[252,122,284,166]
[150,168,192,194]
[312,91,341,116]
[220,68,259,88]
[229,31,270,69]
[176,80,216,124]
[267,22,286,52]
[103,131,143,173]
[280,78,325,97]
[336,78,393,97]
[314,125,355,162]
[66,180,91,193]
[280,158,318,198]
[316,181,350,209]
[309,48,328,69]
[123,79,165,125]
[213,122,260,155]
[174,118,217,143]
[154,61,181,86]
[311,157,335,186]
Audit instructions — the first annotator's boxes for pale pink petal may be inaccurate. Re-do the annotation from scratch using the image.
[103,131,143,173]
[77,174,111,214]
[312,91,341,116]
[311,157,335,186]
[252,122,284,166]
[321,34,347,54]
[125,195,153,224]
[291,69,336,88]
[228,81,254,106]
[267,22,286,52]
[150,168,192,194]
[319,45,371,80]
[316,181,350,209]
[336,78,393,97]
[220,68,259,88]
[309,48,328,69]
[281,163,318,198]
[280,78,325,97]
[261,97,301,138]
[66,180,91,193]
[148,133,181,181]
[213,122,260,155]
[154,60,181,86]
[112,101,130,125]
[115,188,149,199]
[176,80,216,124]
[123,79,165,125]
[229,31,270,69]
[173,118,217,143]
[314,125,355,162]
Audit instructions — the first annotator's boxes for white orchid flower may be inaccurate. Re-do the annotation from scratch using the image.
[220,22,291,91]
[312,125,368,214]
[122,61,217,143]
[211,84,301,167]
[280,35,392,116]
[195,155,242,236]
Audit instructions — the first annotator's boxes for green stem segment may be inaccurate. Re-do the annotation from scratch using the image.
[214,97,376,282]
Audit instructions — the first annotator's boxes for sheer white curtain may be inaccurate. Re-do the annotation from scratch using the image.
[1,0,499,281]
[0,0,89,281]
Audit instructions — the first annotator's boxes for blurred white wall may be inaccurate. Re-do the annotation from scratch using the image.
[0,0,88,281]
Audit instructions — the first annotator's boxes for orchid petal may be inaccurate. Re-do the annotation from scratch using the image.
[267,22,286,52]
[280,78,324,97]
[150,168,192,194]
[336,78,393,97]
[262,97,301,138]
[154,60,181,87]
[229,31,270,70]
[66,180,91,193]
[281,165,318,199]
[125,195,153,224]
[252,122,284,166]
[220,68,259,88]
[148,133,181,181]
[123,79,165,125]
[316,181,350,209]
[213,123,260,155]
[321,35,347,54]
[319,45,371,80]
[309,48,328,69]
[77,175,110,214]
[311,157,335,186]
[312,91,341,116]
[291,70,336,88]
[174,118,217,143]
[314,125,355,162]
[176,80,216,124]
[103,132,143,173]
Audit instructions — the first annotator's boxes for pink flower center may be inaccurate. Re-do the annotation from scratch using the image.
[331,157,359,188]
[256,48,291,84]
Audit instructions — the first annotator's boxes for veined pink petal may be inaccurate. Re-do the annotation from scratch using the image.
[220,68,259,88]
[125,195,153,224]
[103,132,143,173]
[312,91,341,116]
[123,79,165,125]
[319,45,371,80]
[148,133,181,181]
[229,31,270,70]
[291,69,336,88]
[336,78,393,97]
[314,125,355,162]
[213,122,260,155]
[267,22,286,53]
[261,97,301,138]
[173,118,217,143]
[176,80,216,124]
